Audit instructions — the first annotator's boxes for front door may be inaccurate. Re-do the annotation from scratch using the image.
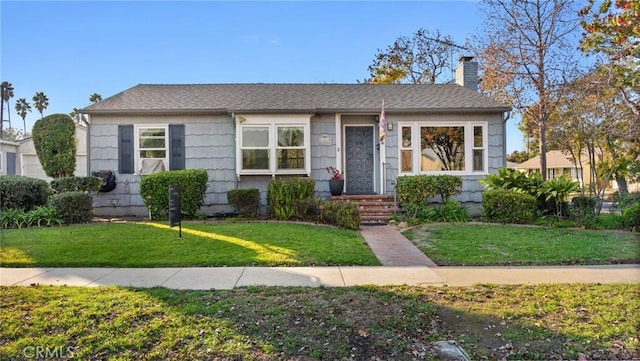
[345,126,374,194]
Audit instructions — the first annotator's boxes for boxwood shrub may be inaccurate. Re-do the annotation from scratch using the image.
[482,189,538,224]
[50,191,94,224]
[227,188,260,218]
[51,176,102,194]
[0,175,51,211]
[139,169,208,220]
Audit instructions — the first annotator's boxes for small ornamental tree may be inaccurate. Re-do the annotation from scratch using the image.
[32,113,76,178]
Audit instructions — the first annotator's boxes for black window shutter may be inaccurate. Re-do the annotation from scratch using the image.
[169,124,185,170]
[118,125,134,174]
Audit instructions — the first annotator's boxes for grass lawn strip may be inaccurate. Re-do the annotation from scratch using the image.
[1,284,637,360]
[0,222,380,267]
[404,223,640,266]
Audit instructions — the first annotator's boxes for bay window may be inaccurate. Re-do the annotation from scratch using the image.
[237,115,311,175]
[399,122,487,174]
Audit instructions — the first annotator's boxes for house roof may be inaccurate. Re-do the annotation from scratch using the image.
[516,150,585,169]
[82,83,511,115]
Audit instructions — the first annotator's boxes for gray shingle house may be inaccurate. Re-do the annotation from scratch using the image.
[83,57,511,218]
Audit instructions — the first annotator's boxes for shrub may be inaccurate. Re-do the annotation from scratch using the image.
[318,199,361,230]
[397,174,463,205]
[267,177,315,220]
[50,192,94,224]
[32,113,76,178]
[570,196,596,226]
[227,188,260,218]
[0,175,51,211]
[482,189,538,224]
[479,167,543,197]
[540,176,580,216]
[621,201,640,232]
[139,169,208,220]
[51,176,102,194]
[433,199,469,222]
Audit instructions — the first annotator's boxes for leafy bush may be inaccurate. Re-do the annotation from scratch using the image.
[0,175,51,211]
[433,199,469,222]
[479,167,543,197]
[570,196,596,226]
[612,192,640,212]
[621,201,640,232]
[267,177,315,220]
[51,176,102,194]
[482,189,538,224]
[32,113,76,178]
[397,174,463,205]
[540,176,580,216]
[139,169,208,220]
[227,188,260,218]
[318,199,361,230]
[50,192,94,224]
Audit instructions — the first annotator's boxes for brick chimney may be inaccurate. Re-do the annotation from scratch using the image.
[455,56,479,91]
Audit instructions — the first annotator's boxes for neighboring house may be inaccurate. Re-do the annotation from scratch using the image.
[515,150,593,186]
[0,125,88,180]
[83,57,511,217]
[0,139,19,176]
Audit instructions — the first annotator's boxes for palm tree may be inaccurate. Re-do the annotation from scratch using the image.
[32,92,49,119]
[1,81,14,138]
[14,98,31,135]
[89,93,102,103]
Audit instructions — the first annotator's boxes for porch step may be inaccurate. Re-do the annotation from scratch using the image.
[330,194,398,224]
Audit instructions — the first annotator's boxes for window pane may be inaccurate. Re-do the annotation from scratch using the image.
[140,138,165,149]
[140,128,165,137]
[421,126,465,171]
[278,127,304,147]
[277,149,305,169]
[242,127,269,147]
[242,149,269,169]
[474,126,483,147]
[140,150,166,158]
[401,150,412,172]
[402,127,411,147]
[473,149,483,171]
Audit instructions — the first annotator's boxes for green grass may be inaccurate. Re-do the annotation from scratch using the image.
[0,221,380,267]
[1,284,637,360]
[403,223,640,266]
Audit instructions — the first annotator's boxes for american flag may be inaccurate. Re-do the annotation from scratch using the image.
[379,100,386,143]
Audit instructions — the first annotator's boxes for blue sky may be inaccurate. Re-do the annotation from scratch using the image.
[1,0,524,152]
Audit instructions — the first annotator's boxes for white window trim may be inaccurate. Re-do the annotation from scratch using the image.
[398,121,488,175]
[134,124,169,175]
[236,114,312,176]
[0,151,3,173]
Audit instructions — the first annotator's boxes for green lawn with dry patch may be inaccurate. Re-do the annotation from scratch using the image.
[2,284,638,360]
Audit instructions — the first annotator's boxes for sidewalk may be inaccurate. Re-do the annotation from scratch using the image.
[1,265,638,290]
[1,225,638,289]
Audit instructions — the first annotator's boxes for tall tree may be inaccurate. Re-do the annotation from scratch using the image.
[472,0,582,180]
[32,92,49,119]
[365,28,464,84]
[89,93,102,103]
[14,98,31,135]
[579,0,639,125]
[32,113,76,178]
[1,81,14,138]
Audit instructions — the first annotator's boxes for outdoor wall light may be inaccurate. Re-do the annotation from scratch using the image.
[387,122,393,131]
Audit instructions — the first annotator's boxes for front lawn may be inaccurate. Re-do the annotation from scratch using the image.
[1,284,638,360]
[403,223,640,266]
[0,222,380,267]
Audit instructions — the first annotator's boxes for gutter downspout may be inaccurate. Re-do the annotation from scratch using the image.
[503,111,511,168]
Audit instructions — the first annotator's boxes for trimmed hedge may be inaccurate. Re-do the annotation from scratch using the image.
[318,199,361,230]
[139,169,208,220]
[622,201,640,231]
[396,174,463,205]
[227,188,260,218]
[267,177,315,220]
[482,189,538,224]
[32,113,76,178]
[50,192,94,224]
[51,176,102,194]
[0,175,51,211]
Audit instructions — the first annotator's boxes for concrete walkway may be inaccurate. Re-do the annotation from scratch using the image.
[1,225,638,289]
